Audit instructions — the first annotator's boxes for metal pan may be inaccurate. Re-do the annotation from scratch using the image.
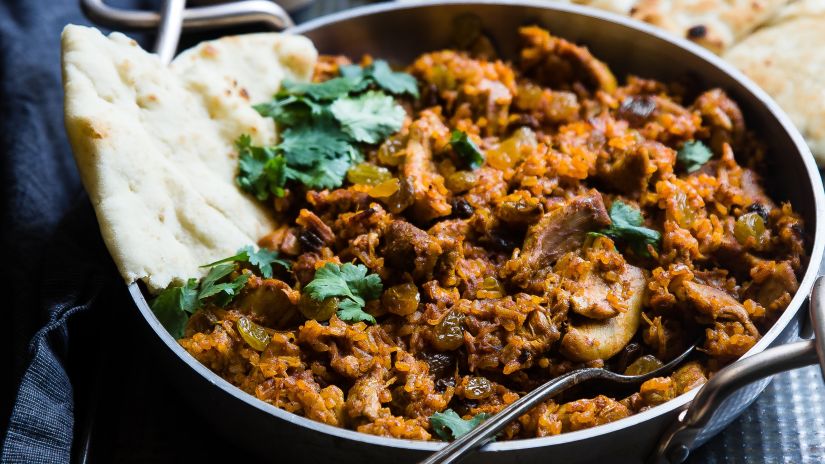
[88,1,825,462]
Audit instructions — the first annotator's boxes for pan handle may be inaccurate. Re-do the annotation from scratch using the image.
[81,0,294,31]
[651,275,825,464]
[81,0,295,65]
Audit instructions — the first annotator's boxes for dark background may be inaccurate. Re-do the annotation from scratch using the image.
[2,1,824,463]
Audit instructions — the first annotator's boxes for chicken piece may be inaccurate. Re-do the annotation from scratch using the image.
[672,361,707,394]
[410,50,517,135]
[704,320,760,357]
[402,111,453,223]
[508,190,611,284]
[347,232,385,277]
[596,140,676,197]
[500,305,561,374]
[556,238,637,320]
[677,280,762,355]
[638,359,709,406]
[557,395,631,432]
[258,225,301,257]
[457,295,560,374]
[745,260,798,313]
[392,351,450,419]
[307,188,372,216]
[296,209,335,252]
[639,376,674,407]
[560,264,646,362]
[680,280,755,323]
[494,191,544,225]
[233,276,302,329]
[345,368,391,422]
[518,401,563,437]
[383,220,443,281]
[519,26,617,93]
[740,168,776,210]
[284,376,347,427]
[692,89,745,154]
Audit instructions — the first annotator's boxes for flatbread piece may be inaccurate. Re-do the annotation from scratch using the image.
[61,25,317,292]
[724,12,825,165]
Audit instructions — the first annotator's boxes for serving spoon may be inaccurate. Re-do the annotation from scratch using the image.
[421,342,698,464]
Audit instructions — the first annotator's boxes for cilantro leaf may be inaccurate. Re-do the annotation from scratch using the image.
[150,278,200,339]
[279,118,353,167]
[153,246,288,338]
[244,246,291,278]
[304,262,383,324]
[236,135,287,200]
[430,409,491,441]
[330,91,406,144]
[450,130,485,169]
[369,61,420,98]
[339,64,364,79]
[202,251,249,268]
[197,263,248,306]
[281,77,362,101]
[197,264,237,299]
[254,95,320,126]
[202,246,290,278]
[305,262,359,303]
[339,262,383,301]
[599,201,661,257]
[244,65,412,196]
[286,157,352,190]
[340,60,419,98]
[677,140,713,173]
[210,273,250,307]
[337,298,377,324]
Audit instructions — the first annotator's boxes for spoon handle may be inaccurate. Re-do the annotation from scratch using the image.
[420,368,607,464]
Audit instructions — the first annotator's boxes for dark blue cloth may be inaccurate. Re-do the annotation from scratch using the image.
[0,1,142,462]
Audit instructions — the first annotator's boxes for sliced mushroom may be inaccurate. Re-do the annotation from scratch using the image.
[560,264,646,362]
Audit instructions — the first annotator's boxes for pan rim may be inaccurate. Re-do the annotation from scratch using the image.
[131,0,825,453]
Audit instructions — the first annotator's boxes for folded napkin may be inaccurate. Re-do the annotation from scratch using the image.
[0,1,142,462]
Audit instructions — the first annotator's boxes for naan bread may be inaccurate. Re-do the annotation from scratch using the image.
[627,0,790,53]
[61,25,317,292]
[504,0,789,53]
[724,13,825,165]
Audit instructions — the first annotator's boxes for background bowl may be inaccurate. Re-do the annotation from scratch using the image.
[130,2,825,462]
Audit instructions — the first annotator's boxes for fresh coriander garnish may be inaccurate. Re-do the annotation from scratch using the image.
[235,135,287,200]
[597,200,661,258]
[240,61,418,199]
[150,278,199,339]
[339,59,420,98]
[304,262,382,324]
[330,91,406,144]
[202,245,290,279]
[429,409,491,441]
[677,140,713,173]
[150,246,288,338]
[450,130,485,169]
[197,264,249,307]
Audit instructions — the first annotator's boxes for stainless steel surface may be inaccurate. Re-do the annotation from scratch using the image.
[81,0,293,32]
[653,275,825,463]
[111,1,825,462]
[652,340,821,463]
[423,345,696,464]
[153,0,186,64]
[812,276,825,380]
